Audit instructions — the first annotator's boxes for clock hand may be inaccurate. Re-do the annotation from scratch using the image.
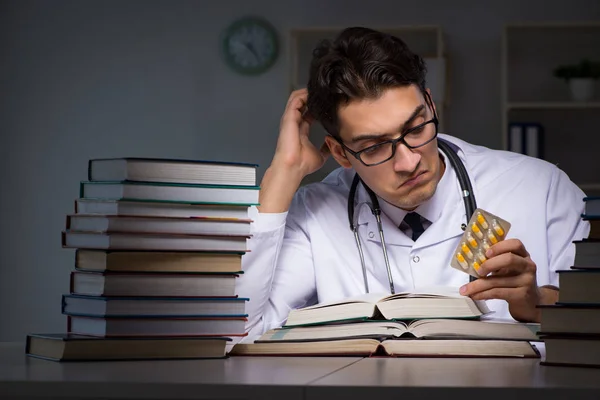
[244,41,260,63]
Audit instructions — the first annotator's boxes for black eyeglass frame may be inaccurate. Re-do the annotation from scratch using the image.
[332,92,440,167]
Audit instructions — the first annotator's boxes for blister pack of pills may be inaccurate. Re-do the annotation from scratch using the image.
[450,208,511,278]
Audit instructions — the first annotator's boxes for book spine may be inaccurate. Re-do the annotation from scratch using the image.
[87,160,93,181]
[69,271,75,293]
[74,249,80,269]
[25,335,33,355]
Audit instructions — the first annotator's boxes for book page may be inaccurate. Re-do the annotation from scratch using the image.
[258,321,409,342]
[298,292,389,311]
[378,286,491,315]
[380,285,464,301]
[229,338,381,356]
[381,339,539,357]
[407,318,539,340]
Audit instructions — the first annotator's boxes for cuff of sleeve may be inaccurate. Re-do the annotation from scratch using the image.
[248,205,288,234]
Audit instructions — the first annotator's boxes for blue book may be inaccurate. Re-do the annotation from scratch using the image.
[62,294,249,318]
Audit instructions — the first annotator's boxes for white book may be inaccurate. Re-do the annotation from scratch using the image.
[75,199,250,220]
[88,158,257,186]
[80,181,259,205]
[284,287,491,327]
[67,215,251,236]
[62,231,249,252]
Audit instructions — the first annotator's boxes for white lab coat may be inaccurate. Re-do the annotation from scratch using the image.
[237,134,590,342]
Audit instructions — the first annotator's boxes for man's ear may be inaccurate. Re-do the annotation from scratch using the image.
[324,136,353,168]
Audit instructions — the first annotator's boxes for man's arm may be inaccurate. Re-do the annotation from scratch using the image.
[461,166,589,323]
[237,89,331,340]
[238,199,318,340]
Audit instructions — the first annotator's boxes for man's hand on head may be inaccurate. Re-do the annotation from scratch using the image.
[259,89,331,214]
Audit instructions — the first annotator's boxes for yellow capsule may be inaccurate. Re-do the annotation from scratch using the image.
[476,212,489,229]
[456,252,469,270]
[487,229,498,244]
[471,222,483,239]
[476,250,487,264]
[492,219,505,237]
[472,261,481,271]
[466,232,478,248]
[461,242,474,259]
[481,239,491,251]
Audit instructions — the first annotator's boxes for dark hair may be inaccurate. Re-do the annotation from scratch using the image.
[306,27,428,138]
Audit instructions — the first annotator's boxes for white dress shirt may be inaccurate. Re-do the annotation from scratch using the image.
[237,134,590,342]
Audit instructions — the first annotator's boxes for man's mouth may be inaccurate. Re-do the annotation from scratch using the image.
[400,170,427,187]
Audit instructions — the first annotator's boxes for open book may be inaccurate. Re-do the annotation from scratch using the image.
[229,288,539,359]
[284,287,491,327]
[257,319,540,342]
[229,339,539,358]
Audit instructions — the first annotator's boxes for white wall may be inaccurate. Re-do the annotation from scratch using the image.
[1,0,598,341]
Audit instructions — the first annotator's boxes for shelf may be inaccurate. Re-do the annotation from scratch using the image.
[507,102,600,110]
[290,25,441,34]
[578,183,600,191]
[505,22,600,29]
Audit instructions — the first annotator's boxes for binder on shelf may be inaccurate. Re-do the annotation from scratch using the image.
[508,123,524,155]
[508,122,544,159]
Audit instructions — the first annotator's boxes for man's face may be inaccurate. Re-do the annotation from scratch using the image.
[328,85,444,210]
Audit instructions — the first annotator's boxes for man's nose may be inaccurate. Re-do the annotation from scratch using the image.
[392,142,421,173]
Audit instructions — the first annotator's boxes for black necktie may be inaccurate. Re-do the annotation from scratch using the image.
[403,212,426,241]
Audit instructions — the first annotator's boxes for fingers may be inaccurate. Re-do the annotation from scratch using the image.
[469,286,529,302]
[477,251,534,277]
[486,238,529,259]
[283,89,308,120]
[463,272,535,299]
[281,89,310,130]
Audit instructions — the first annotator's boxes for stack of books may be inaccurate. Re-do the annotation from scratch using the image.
[230,287,541,358]
[26,158,259,361]
[538,195,600,368]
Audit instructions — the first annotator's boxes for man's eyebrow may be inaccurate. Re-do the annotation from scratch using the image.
[350,104,426,144]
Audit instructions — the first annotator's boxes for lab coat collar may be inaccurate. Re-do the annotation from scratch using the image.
[355,136,475,249]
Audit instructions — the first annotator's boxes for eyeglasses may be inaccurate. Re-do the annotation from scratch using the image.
[334,115,439,167]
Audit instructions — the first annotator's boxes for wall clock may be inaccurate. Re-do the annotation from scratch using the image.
[222,17,279,75]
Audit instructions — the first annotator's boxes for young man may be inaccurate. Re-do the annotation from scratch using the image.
[237,27,590,341]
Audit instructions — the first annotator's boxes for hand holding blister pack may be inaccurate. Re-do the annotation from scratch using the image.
[450,208,511,278]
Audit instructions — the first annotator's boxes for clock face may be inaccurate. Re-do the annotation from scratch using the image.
[222,17,279,75]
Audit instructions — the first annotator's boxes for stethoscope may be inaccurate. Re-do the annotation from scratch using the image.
[347,138,477,294]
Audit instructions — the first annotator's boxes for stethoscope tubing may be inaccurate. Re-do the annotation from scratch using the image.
[347,138,478,293]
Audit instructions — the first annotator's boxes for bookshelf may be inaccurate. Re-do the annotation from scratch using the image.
[501,22,600,196]
[289,26,447,184]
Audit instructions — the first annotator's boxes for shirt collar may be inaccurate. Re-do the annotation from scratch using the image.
[378,147,459,227]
